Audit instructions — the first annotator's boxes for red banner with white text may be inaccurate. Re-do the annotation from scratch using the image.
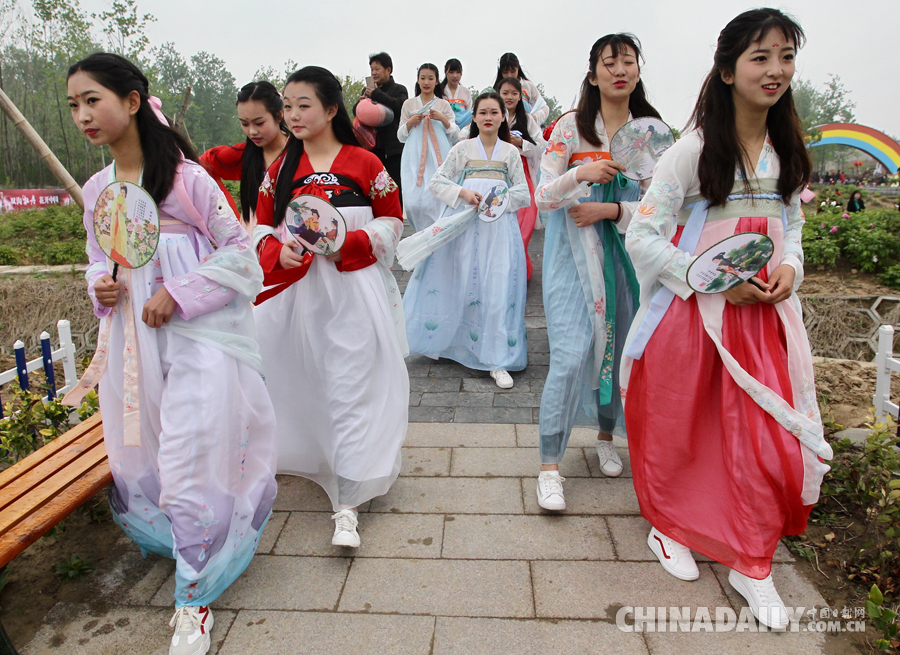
[0,189,73,213]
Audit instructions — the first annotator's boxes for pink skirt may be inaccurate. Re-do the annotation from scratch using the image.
[625,216,811,579]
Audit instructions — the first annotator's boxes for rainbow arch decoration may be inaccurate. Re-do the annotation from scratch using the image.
[810,123,900,174]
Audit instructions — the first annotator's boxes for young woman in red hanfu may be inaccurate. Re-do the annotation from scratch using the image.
[200,81,288,230]
[253,66,409,549]
[622,8,831,629]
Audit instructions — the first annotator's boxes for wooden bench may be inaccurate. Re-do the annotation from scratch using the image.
[0,413,110,655]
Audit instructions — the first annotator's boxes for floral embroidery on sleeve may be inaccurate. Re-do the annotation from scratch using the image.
[369,168,398,200]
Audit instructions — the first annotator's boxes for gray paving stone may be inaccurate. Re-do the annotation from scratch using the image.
[274,511,444,558]
[405,422,516,447]
[449,447,590,478]
[528,352,551,365]
[442,515,614,560]
[402,446,452,476]
[493,392,542,408]
[515,365,550,378]
[522,477,641,515]
[524,316,547,329]
[584,445,633,477]
[455,407,533,423]
[462,377,531,393]
[120,553,175,605]
[218,611,435,655]
[369,477,523,514]
[339,559,534,617]
[151,556,350,610]
[257,511,289,555]
[22,603,236,655]
[272,475,332,512]
[410,377,463,392]
[409,391,423,406]
[409,406,456,422]
[607,516,795,564]
[532,561,730,619]
[429,362,479,378]
[433,616,649,655]
[644,630,826,654]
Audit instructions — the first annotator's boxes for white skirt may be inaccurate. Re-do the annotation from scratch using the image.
[255,206,409,510]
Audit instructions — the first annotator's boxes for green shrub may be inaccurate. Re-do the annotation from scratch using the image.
[880,264,900,290]
[0,245,21,265]
[0,204,87,265]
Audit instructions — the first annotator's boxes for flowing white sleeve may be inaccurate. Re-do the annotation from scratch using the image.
[624,137,700,300]
[506,146,531,213]
[397,99,414,143]
[782,192,805,289]
[520,115,545,160]
[429,143,468,209]
[615,177,652,235]
[524,81,549,125]
[535,118,589,212]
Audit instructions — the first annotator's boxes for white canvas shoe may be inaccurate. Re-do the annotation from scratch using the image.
[536,471,566,510]
[595,440,623,477]
[647,527,699,581]
[728,569,790,630]
[331,509,361,548]
[490,369,514,389]
[169,606,213,655]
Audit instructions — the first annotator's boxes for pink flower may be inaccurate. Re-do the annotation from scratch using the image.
[842,213,850,219]
[830,226,838,234]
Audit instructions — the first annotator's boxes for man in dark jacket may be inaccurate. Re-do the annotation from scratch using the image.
[355,52,408,206]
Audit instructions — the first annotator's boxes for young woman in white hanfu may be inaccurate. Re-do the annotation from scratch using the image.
[439,58,472,129]
[399,92,530,389]
[622,9,831,629]
[66,53,276,655]
[399,63,459,231]
[533,34,663,511]
[253,66,408,549]
[497,76,544,280]
[493,53,549,126]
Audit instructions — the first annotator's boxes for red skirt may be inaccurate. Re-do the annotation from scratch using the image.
[517,156,538,281]
[625,217,811,579]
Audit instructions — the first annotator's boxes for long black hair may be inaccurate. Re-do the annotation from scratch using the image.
[689,8,811,206]
[467,92,511,144]
[414,63,441,97]
[236,81,287,221]
[493,77,536,145]
[272,66,360,228]
[492,53,529,89]
[437,58,462,99]
[575,34,661,149]
[67,52,198,205]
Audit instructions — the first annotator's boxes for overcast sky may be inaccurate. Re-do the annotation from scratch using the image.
[81,0,899,139]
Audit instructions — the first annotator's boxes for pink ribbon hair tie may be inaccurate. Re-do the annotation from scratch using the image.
[147,95,169,126]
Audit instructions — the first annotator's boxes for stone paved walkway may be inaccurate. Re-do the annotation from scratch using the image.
[22,229,837,653]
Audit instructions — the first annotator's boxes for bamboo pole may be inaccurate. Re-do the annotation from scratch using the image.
[0,86,84,209]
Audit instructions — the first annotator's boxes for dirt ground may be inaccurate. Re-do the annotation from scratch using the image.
[802,267,898,297]
[814,358,900,431]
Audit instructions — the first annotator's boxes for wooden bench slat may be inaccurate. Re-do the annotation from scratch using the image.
[0,413,103,489]
[0,425,105,514]
[0,460,112,569]
[0,440,109,535]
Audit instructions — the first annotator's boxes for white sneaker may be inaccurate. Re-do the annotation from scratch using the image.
[595,440,623,477]
[331,509,361,547]
[169,606,213,655]
[647,527,699,581]
[490,369,514,389]
[536,471,566,510]
[728,569,790,630]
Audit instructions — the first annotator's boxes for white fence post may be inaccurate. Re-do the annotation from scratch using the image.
[874,325,898,423]
[57,319,78,396]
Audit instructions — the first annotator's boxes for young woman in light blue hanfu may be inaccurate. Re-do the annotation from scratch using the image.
[398,63,459,231]
[399,92,530,389]
[534,34,663,511]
